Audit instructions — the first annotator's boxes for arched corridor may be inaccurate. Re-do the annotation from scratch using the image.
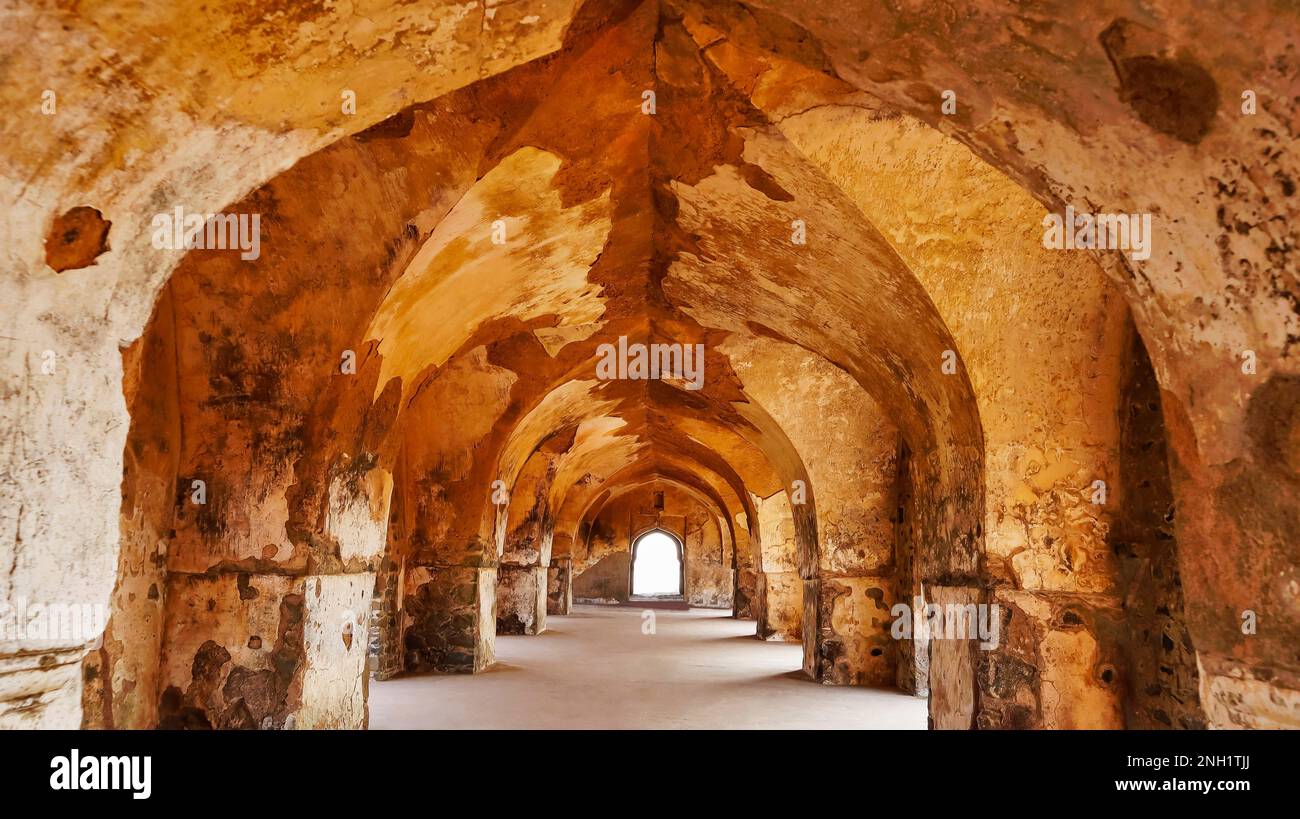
[1,0,1297,738]
[370,605,927,730]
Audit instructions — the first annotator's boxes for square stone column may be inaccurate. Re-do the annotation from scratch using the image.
[546,557,572,615]
[755,570,801,641]
[802,575,896,686]
[496,565,547,635]
[733,567,758,619]
[918,585,1127,729]
[974,588,1126,729]
[402,566,496,673]
[156,570,373,729]
[367,557,403,681]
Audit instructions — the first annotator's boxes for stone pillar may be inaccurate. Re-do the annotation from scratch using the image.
[402,566,496,673]
[755,571,801,641]
[800,510,897,686]
[926,585,981,730]
[547,557,572,616]
[496,565,547,635]
[367,556,403,681]
[156,570,373,729]
[733,567,758,619]
[975,589,1126,729]
[299,574,374,728]
[802,575,895,686]
[920,585,1127,730]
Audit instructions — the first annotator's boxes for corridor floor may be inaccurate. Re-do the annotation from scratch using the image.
[369,605,929,729]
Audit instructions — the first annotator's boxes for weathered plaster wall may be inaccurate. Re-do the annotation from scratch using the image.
[571,484,733,608]
[683,0,1300,727]
[5,0,1296,731]
[0,0,582,727]
[713,80,1132,721]
[803,576,896,687]
[81,286,181,729]
[157,573,302,729]
[722,334,900,682]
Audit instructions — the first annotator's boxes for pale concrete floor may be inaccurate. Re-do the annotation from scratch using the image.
[369,604,929,729]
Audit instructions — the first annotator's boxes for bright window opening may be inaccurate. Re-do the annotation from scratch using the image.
[631,531,682,597]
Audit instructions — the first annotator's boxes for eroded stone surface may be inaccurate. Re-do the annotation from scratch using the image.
[1,0,1295,730]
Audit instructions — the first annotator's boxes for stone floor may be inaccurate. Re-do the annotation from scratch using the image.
[369,604,929,729]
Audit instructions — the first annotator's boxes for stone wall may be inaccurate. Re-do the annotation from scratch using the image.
[4,0,1296,731]
[571,484,734,609]
[81,286,180,728]
[402,567,495,674]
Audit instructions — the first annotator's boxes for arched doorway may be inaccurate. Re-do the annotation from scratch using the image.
[630,530,685,599]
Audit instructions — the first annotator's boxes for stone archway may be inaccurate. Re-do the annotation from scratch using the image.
[4,0,1296,732]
